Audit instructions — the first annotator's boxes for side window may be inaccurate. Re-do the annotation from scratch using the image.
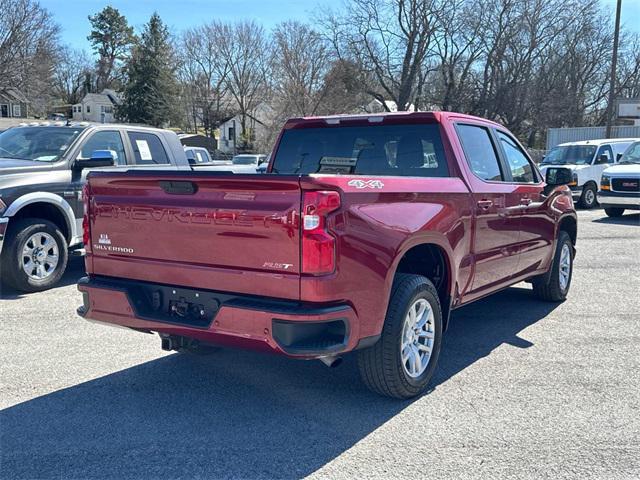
[496,131,536,183]
[456,124,503,181]
[127,132,169,165]
[596,145,614,164]
[78,131,127,166]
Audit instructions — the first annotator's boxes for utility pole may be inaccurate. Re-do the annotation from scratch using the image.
[605,0,622,138]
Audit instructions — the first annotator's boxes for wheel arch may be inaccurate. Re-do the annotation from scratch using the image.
[558,214,577,246]
[387,235,456,331]
[3,193,77,244]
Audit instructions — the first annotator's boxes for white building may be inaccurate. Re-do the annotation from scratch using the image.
[217,103,274,154]
[72,89,120,123]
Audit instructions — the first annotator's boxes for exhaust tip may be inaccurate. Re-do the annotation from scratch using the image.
[319,356,343,368]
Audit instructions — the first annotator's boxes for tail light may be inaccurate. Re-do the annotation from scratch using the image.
[82,183,91,252]
[301,191,340,275]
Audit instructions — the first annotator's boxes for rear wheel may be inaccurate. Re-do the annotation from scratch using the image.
[604,207,625,217]
[532,231,573,302]
[357,274,442,399]
[1,218,68,292]
[579,183,597,209]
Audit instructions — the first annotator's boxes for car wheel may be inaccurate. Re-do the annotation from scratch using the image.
[579,183,597,209]
[604,207,625,217]
[357,273,442,399]
[0,218,68,293]
[532,231,573,302]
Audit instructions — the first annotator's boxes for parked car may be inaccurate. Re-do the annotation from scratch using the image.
[598,141,640,217]
[232,154,267,166]
[538,138,638,208]
[184,146,213,165]
[77,111,577,399]
[0,122,191,292]
[47,113,66,121]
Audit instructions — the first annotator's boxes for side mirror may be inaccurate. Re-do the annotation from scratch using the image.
[545,167,573,187]
[595,154,609,165]
[616,153,623,161]
[76,150,116,169]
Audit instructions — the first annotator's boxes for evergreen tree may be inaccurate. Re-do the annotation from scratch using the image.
[88,6,134,91]
[118,13,178,126]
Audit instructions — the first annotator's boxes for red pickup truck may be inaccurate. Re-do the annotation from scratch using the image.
[77,112,577,399]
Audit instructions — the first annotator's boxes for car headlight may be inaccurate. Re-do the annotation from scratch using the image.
[601,174,610,190]
[0,197,6,215]
[569,172,578,186]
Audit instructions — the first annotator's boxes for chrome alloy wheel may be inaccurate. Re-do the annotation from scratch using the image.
[559,243,571,292]
[21,232,59,280]
[400,298,435,378]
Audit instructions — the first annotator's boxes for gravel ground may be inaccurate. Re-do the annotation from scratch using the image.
[1,209,639,479]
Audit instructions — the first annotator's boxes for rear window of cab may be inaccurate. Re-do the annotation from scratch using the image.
[271,124,449,177]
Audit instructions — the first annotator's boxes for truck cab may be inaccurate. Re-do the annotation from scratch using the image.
[539,138,638,208]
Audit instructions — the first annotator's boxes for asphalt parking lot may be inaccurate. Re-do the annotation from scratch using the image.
[1,209,639,479]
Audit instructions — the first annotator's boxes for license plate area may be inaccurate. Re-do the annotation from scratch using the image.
[127,283,237,328]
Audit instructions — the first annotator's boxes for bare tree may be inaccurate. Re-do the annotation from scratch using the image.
[53,47,93,106]
[322,0,444,110]
[271,21,331,116]
[180,21,232,135]
[0,0,59,114]
[218,21,269,149]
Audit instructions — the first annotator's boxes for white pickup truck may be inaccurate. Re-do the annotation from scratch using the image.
[539,138,638,208]
[598,141,640,217]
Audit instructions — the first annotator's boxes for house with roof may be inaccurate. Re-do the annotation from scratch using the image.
[217,103,274,154]
[0,88,29,118]
[72,89,121,123]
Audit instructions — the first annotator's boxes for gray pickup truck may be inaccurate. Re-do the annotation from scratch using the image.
[0,122,191,292]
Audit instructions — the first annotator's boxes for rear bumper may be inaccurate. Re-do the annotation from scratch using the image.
[77,276,369,358]
[597,191,640,209]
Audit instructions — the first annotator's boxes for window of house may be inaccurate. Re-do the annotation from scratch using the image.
[78,131,127,165]
[12,104,21,117]
[456,124,503,181]
[228,127,235,140]
[127,131,170,165]
[86,105,90,113]
[496,131,537,183]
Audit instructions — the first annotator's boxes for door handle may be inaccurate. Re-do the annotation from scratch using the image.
[520,197,532,206]
[477,199,493,209]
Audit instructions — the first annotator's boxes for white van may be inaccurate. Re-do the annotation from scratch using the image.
[539,138,639,208]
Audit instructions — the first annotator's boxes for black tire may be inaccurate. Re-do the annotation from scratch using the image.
[357,273,443,399]
[0,218,68,293]
[578,183,597,209]
[532,231,573,302]
[604,207,625,217]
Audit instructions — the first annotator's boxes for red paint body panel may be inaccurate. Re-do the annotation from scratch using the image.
[79,111,576,358]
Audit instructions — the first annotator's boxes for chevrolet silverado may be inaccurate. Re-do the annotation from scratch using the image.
[77,112,577,399]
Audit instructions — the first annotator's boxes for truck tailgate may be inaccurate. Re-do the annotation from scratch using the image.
[86,172,301,299]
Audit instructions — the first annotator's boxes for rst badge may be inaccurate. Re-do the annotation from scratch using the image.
[348,179,385,189]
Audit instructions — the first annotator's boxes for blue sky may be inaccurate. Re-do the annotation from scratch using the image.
[40,0,640,53]
[40,0,341,52]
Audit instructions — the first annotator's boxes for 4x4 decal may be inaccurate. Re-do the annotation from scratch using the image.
[347,179,385,189]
